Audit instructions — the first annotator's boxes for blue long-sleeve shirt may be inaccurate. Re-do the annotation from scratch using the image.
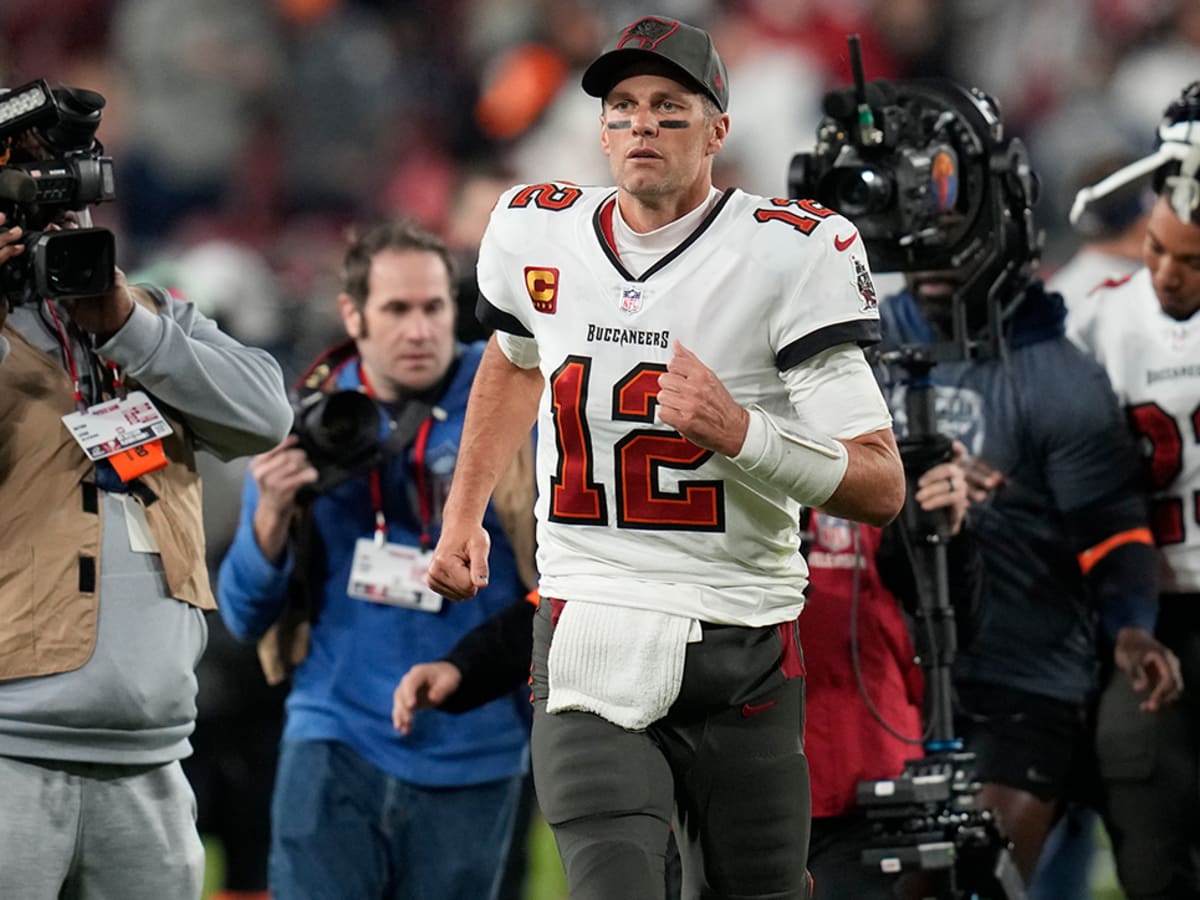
[219,342,530,787]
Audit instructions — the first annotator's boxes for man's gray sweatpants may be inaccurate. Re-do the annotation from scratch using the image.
[0,755,204,900]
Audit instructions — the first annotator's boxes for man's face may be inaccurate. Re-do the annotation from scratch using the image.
[1144,195,1200,321]
[905,269,964,335]
[338,248,456,401]
[599,73,728,202]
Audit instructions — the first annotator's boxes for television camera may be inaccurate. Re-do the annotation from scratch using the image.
[0,78,116,305]
[789,39,1041,362]
[791,38,1029,899]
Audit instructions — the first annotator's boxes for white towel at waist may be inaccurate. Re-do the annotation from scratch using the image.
[546,601,702,731]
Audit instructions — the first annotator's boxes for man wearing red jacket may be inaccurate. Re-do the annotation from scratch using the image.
[802,447,981,898]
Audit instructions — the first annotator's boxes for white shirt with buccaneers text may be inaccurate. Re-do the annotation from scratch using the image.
[1068,267,1200,593]
[477,183,889,625]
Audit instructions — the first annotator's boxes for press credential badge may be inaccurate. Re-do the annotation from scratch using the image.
[347,539,444,612]
[61,390,173,460]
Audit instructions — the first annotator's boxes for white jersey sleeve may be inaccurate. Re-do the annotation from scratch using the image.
[759,209,883,371]
[782,343,892,440]
[495,331,540,369]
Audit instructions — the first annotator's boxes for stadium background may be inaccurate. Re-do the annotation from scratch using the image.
[2,1,1194,898]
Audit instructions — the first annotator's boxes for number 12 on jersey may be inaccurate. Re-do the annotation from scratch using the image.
[548,356,726,531]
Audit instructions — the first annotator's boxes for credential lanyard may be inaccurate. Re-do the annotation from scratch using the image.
[358,361,435,549]
[46,300,125,409]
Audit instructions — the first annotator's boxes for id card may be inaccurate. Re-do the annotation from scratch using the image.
[347,538,444,612]
[61,390,174,461]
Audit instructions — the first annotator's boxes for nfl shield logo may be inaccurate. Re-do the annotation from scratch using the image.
[620,285,643,314]
[815,513,853,552]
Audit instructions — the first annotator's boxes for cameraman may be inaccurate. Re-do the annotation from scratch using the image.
[217,220,534,900]
[0,209,292,900]
[865,83,1181,883]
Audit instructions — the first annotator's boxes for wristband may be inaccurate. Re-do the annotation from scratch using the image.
[730,405,849,507]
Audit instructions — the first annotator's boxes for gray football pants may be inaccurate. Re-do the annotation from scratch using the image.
[531,600,813,900]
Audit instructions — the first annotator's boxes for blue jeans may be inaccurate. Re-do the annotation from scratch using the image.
[269,739,523,900]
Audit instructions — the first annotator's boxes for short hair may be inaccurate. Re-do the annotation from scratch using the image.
[340,220,457,310]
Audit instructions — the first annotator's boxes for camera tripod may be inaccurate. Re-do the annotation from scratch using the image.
[856,348,1026,900]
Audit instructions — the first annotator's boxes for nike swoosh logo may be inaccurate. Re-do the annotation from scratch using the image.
[741,700,777,718]
[834,232,857,252]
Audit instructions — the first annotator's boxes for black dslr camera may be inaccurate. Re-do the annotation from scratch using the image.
[0,79,117,306]
[291,389,387,500]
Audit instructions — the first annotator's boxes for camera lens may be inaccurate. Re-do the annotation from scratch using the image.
[33,229,115,298]
[301,390,381,460]
[825,166,894,217]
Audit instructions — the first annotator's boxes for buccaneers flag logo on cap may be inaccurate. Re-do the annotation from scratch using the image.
[617,17,679,50]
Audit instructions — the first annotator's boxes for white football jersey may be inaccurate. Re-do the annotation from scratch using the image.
[1068,268,1200,593]
[477,182,884,625]
[1047,248,1141,311]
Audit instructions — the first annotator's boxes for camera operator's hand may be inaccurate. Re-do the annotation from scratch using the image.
[392,661,464,736]
[0,213,26,335]
[250,435,319,563]
[1114,626,1184,712]
[958,452,1005,504]
[914,440,972,535]
[0,211,25,283]
[62,265,134,341]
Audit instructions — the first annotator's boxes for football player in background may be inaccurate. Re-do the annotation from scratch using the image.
[1067,80,1200,900]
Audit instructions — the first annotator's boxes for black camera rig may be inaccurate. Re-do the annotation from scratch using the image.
[862,350,1026,900]
[789,37,1042,361]
[792,37,1029,899]
[0,78,117,305]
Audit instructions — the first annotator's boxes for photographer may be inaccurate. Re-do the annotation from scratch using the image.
[825,80,1180,884]
[0,95,292,900]
[217,220,535,900]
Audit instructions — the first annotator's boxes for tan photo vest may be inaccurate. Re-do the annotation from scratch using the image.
[0,320,213,681]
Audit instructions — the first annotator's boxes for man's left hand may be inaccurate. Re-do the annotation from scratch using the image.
[657,341,749,457]
[1114,626,1184,712]
[914,440,971,535]
[63,266,134,340]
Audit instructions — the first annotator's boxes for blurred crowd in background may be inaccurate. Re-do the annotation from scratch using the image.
[2,0,1197,381]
